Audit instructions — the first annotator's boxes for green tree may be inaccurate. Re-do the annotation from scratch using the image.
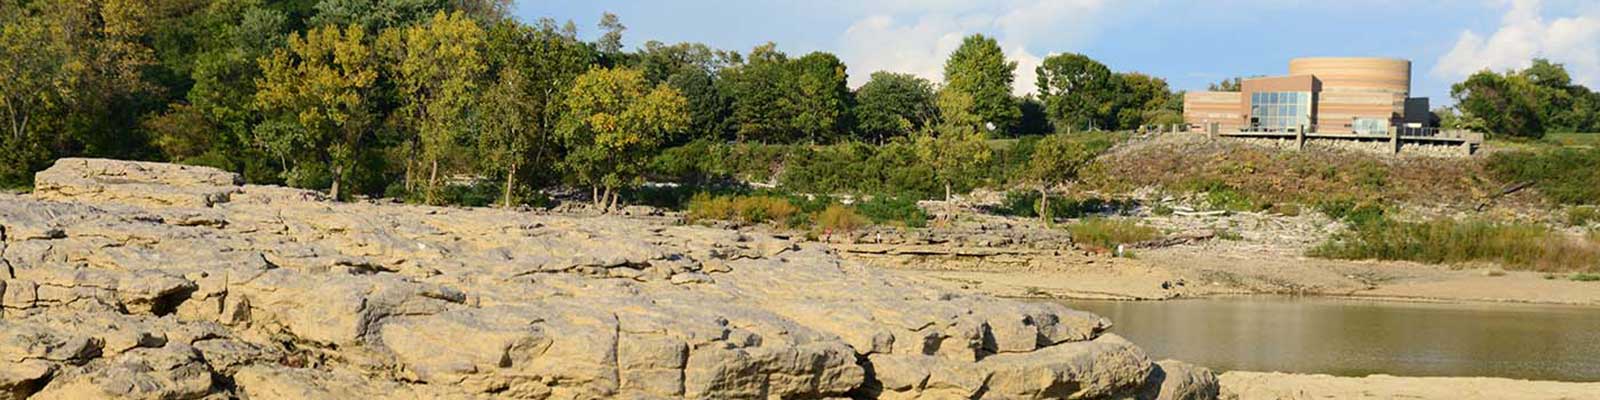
[477,68,536,208]
[1452,70,1544,139]
[557,67,688,211]
[854,71,937,144]
[917,89,993,202]
[385,11,487,203]
[722,42,797,143]
[254,23,379,199]
[1036,53,1116,131]
[637,41,736,143]
[476,17,593,207]
[1207,77,1242,91]
[1115,72,1176,129]
[1023,133,1113,222]
[792,51,851,144]
[943,34,1020,134]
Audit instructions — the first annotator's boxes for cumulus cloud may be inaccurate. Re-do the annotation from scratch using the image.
[837,0,1105,96]
[1433,0,1600,86]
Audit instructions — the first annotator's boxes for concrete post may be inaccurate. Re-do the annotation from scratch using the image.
[1389,126,1400,154]
[1296,125,1306,151]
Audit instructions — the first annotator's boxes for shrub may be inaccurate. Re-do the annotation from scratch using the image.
[733,196,798,226]
[1315,198,1387,226]
[994,191,1137,220]
[1572,273,1600,282]
[815,204,869,233]
[1568,206,1600,226]
[685,193,736,223]
[1066,218,1160,250]
[855,196,929,228]
[1487,148,1600,206]
[1309,216,1600,272]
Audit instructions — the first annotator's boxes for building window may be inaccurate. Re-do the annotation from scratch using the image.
[1248,91,1311,131]
[1352,118,1388,135]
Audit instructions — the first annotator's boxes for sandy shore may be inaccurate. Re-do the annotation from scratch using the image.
[1219,371,1600,399]
[857,245,1600,307]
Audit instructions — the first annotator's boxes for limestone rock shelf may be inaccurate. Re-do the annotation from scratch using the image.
[0,158,1215,399]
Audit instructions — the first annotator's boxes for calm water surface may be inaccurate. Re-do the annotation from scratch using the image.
[1061,296,1600,382]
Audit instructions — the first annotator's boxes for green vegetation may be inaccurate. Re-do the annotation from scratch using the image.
[1486,147,1600,206]
[1036,54,1180,131]
[1310,216,1600,272]
[1572,273,1600,282]
[684,192,926,231]
[1569,207,1600,227]
[853,196,930,228]
[1447,59,1600,139]
[995,191,1136,220]
[1065,218,1160,251]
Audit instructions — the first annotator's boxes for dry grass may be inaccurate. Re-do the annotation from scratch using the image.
[814,204,868,233]
[686,193,799,227]
[1310,217,1600,272]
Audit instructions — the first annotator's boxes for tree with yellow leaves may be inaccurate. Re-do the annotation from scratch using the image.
[557,67,688,212]
[383,11,487,204]
[253,24,378,200]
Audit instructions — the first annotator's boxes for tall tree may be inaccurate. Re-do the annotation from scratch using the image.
[943,34,1020,134]
[558,67,688,211]
[637,41,736,143]
[1036,53,1117,131]
[917,88,993,202]
[792,51,851,144]
[476,18,593,206]
[722,42,796,143]
[1207,77,1242,91]
[254,24,379,199]
[854,71,936,144]
[1452,70,1545,139]
[1115,72,1176,129]
[384,11,486,203]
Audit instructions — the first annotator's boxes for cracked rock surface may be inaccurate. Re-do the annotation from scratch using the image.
[0,158,1216,399]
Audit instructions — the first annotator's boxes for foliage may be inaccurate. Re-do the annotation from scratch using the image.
[1569,206,1600,227]
[1486,148,1600,206]
[1066,218,1160,250]
[1036,53,1117,131]
[685,193,800,227]
[1207,77,1242,92]
[854,72,937,144]
[814,204,868,232]
[1311,216,1600,272]
[1451,69,1545,139]
[253,23,378,199]
[995,191,1136,220]
[942,34,1019,133]
[1573,273,1600,282]
[854,196,929,228]
[557,67,689,209]
[384,11,487,203]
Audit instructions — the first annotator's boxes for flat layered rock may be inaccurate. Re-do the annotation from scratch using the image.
[0,159,1218,399]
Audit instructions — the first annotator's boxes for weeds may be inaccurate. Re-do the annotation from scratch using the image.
[855,196,929,228]
[1065,218,1160,251]
[1310,216,1600,272]
[814,204,869,233]
[1568,206,1600,226]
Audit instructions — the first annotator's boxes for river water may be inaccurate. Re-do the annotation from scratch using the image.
[1060,296,1600,382]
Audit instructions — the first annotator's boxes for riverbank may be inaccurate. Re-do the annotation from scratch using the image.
[1219,372,1600,399]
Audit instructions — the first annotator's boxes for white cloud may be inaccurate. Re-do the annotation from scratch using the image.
[837,0,1106,96]
[1433,0,1600,86]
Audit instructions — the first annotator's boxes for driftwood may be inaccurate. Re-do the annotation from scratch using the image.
[1128,230,1217,249]
[1475,180,1535,211]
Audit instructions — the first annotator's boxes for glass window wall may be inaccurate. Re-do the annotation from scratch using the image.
[1248,91,1312,131]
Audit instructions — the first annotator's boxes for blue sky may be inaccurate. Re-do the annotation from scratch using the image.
[516,1,1600,104]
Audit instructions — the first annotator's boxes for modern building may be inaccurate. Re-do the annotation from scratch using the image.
[1184,57,1430,135]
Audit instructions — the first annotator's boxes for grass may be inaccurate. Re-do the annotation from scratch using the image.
[1544,132,1600,148]
[1310,216,1600,272]
[1569,206,1600,226]
[1486,147,1600,206]
[1571,273,1600,282]
[1065,218,1160,251]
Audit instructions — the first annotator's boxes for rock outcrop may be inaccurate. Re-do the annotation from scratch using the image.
[0,158,1217,399]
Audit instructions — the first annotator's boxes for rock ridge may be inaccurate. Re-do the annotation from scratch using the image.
[0,158,1215,399]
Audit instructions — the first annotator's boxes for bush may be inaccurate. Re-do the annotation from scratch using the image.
[1315,198,1387,226]
[1310,216,1600,272]
[855,196,929,228]
[685,193,737,223]
[1568,206,1600,226]
[733,196,799,226]
[1066,218,1160,250]
[815,204,869,233]
[1572,273,1600,282]
[995,191,1137,220]
[1487,148,1600,205]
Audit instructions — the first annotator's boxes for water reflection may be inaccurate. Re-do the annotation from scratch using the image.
[1061,296,1600,381]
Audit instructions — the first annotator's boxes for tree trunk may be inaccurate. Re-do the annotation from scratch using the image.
[427,159,439,205]
[502,163,517,209]
[608,189,620,212]
[1038,186,1049,225]
[593,185,601,209]
[944,183,952,202]
[329,163,343,201]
